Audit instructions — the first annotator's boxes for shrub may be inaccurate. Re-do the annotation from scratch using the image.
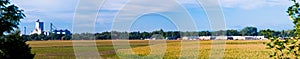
[0,31,35,59]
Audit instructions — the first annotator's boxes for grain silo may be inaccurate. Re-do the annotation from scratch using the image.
[31,19,44,35]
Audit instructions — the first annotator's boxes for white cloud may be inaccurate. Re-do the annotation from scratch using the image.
[98,0,186,23]
[176,0,291,10]
[97,0,292,24]
[220,0,290,10]
[97,0,217,21]
[11,0,78,23]
[12,0,293,26]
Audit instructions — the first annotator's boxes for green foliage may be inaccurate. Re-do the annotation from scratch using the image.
[62,35,72,40]
[23,33,72,40]
[0,0,34,59]
[95,31,111,39]
[198,31,211,36]
[266,0,300,59]
[265,31,300,58]
[92,28,293,40]
[72,33,95,40]
[152,29,165,37]
[0,31,35,59]
[226,30,239,36]
[211,30,226,36]
[240,27,258,36]
[0,0,25,36]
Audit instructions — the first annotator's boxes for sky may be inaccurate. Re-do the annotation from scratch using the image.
[11,0,295,34]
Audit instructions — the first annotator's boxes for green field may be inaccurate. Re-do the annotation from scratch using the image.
[27,40,271,59]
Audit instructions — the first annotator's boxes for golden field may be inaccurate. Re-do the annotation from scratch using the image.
[27,40,271,59]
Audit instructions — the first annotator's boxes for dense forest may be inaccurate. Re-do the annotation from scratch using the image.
[23,27,295,40]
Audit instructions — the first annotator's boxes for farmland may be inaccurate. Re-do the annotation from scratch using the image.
[27,40,271,59]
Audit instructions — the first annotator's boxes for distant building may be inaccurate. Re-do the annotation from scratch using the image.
[30,19,72,36]
[52,29,71,35]
[31,20,44,35]
[165,37,177,40]
[199,36,211,40]
[182,36,199,40]
[181,36,267,40]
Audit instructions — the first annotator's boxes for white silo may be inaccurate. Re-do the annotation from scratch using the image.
[31,19,44,35]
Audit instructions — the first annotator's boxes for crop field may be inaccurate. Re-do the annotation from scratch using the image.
[27,40,271,59]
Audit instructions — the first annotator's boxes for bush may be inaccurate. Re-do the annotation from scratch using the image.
[0,31,35,59]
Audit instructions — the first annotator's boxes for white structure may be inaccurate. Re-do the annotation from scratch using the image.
[31,20,44,35]
[199,36,210,40]
[182,36,199,40]
[231,36,245,40]
[221,36,266,40]
[185,36,267,40]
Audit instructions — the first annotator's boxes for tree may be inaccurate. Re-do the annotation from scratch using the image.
[240,27,258,36]
[62,35,71,40]
[211,30,226,36]
[129,32,141,39]
[226,30,239,36]
[286,30,295,37]
[0,0,34,59]
[165,31,180,40]
[29,34,39,40]
[152,29,165,38]
[0,31,35,59]
[259,29,278,38]
[266,0,300,58]
[198,31,211,36]
[95,32,111,39]
[72,33,95,40]
[288,0,300,37]
[140,32,150,39]
[0,0,25,36]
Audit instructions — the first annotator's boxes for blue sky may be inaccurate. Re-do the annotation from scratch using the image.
[11,0,294,34]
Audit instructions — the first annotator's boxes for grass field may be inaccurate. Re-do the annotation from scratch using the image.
[27,40,271,59]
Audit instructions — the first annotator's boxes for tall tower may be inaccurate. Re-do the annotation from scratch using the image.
[50,23,53,32]
[31,19,44,35]
[24,27,26,35]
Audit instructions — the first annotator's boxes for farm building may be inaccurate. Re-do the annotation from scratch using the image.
[199,36,210,40]
[182,36,200,40]
[179,36,267,40]
[227,36,266,40]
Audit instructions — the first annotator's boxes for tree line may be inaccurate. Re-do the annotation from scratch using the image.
[22,34,72,41]
[24,27,295,40]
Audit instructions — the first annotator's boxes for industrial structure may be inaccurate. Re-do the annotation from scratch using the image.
[31,20,44,35]
[30,19,71,35]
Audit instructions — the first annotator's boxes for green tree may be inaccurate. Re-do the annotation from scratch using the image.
[226,29,239,36]
[0,31,35,59]
[129,32,141,39]
[240,27,258,36]
[62,35,71,40]
[152,29,165,38]
[95,32,111,39]
[0,0,34,59]
[259,29,280,38]
[198,31,211,36]
[211,30,226,36]
[266,0,300,58]
[0,0,25,36]
[140,32,150,39]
